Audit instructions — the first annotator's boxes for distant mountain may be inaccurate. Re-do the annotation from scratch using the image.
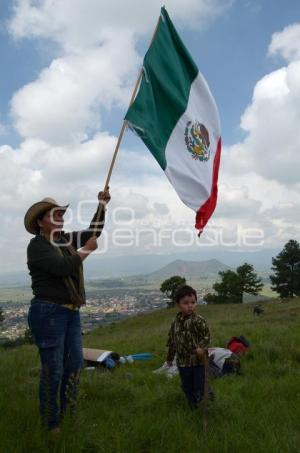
[0,247,277,287]
[84,248,276,278]
[86,258,231,290]
[146,259,230,281]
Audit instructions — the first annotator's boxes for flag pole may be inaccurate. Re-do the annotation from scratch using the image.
[203,349,209,432]
[92,14,162,236]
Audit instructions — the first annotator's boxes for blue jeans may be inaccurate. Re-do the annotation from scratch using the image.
[28,299,84,429]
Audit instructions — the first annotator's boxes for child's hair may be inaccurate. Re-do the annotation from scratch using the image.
[174,285,197,304]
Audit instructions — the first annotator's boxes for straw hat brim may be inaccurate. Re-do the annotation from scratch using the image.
[24,200,69,235]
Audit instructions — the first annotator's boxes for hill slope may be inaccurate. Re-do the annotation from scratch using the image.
[1,298,300,452]
[146,258,230,280]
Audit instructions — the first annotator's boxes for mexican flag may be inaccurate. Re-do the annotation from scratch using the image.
[125,7,221,232]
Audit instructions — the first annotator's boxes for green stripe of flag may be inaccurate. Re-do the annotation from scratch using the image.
[125,7,198,170]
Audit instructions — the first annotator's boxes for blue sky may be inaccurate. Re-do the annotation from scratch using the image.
[0,0,299,147]
[0,1,58,146]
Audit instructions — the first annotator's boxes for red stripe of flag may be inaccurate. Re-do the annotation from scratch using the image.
[195,137,222,234]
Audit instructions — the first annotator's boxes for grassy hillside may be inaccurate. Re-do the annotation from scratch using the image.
[1,299,300,452]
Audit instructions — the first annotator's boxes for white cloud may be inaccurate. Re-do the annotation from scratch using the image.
[227,23,300,186]
[268,23,300,62]
[10,32,139,144]
[224,58,300,185]
[216,184,262,218]
[9,0,233,51]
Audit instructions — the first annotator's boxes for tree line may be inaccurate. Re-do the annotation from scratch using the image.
[160,240,300,306]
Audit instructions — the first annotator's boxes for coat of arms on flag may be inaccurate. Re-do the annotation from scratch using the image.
[184,121,210,162]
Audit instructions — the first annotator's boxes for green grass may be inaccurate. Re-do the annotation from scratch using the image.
[1,299,300,452]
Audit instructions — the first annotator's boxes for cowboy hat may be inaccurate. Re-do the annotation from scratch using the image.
[24,197,69,235]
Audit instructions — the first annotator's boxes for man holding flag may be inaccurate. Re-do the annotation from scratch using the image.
[25,3,221,428]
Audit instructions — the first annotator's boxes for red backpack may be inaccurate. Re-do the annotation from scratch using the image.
[227,336,250,355]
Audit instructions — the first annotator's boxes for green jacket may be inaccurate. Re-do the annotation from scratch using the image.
[166,312,210,367]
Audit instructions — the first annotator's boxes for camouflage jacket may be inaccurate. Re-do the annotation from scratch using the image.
[166,312,210,367]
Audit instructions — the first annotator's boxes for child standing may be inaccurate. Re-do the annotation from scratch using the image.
[166,285,211,409]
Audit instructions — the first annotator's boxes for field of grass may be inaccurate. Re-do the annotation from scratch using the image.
[1,298,300,452]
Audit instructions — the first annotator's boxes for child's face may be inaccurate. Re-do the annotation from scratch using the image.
[177,294,197,316]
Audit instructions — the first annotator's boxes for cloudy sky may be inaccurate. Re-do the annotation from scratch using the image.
[0,0,300,273]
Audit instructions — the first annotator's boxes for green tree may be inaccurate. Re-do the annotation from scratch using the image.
[0,308,4,324]
[236,263,264,296]
[204,263,263,304]
[203,292,223,304]
[160,275,186,307]
[212,270,242,303]
[270,240,300,298]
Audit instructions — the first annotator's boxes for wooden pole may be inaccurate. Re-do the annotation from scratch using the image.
[92,14,162,236]
[203,349,209,433]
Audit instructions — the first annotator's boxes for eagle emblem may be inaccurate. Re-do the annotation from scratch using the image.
[184,121,210,161]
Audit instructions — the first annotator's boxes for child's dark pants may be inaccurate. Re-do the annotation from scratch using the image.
[178,365,205,407]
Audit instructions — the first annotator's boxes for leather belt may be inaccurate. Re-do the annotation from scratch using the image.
[61,304,79,311]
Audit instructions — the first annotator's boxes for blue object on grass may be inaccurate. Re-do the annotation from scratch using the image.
[129,353,152,361]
